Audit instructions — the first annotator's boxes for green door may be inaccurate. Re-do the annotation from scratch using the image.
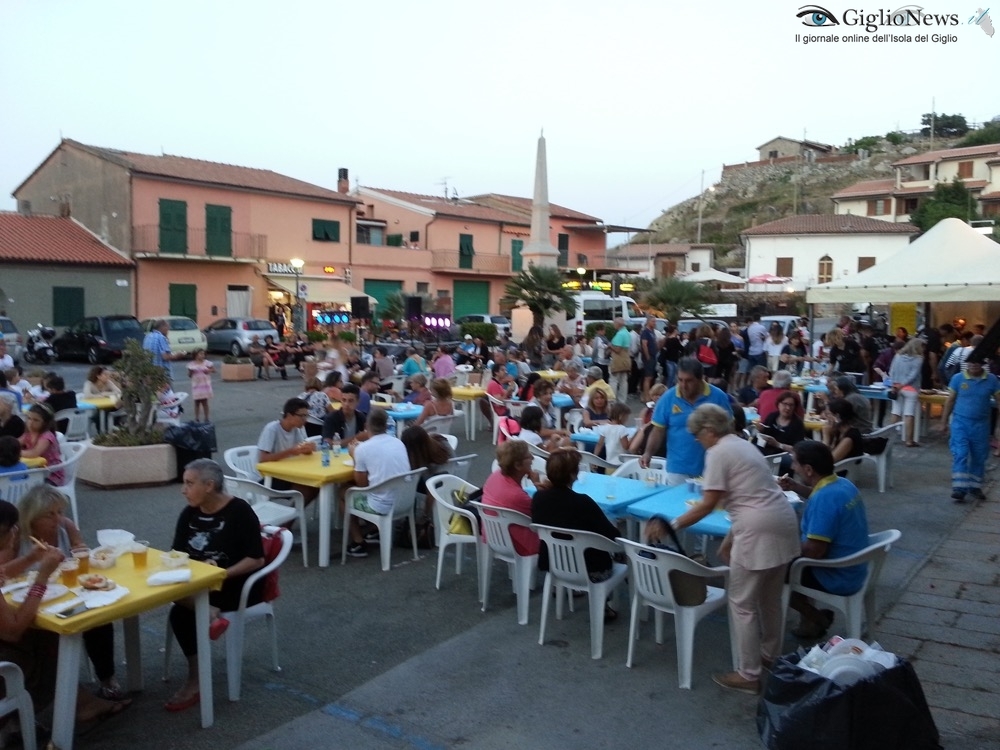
[511,239,523,272]
[205,205,232,257]
[159,199,188,253]
[453,281,489,320]
[169,284,197,319]
[363,280,402,312]
[52,287,85,327]
[459,234,475,270]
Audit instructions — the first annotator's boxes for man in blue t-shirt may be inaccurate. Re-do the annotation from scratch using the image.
[640,357,732,484]
[941,358,1000,502]
[780,440,870,640]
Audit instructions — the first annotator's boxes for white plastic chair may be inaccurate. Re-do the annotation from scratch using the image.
[835,423,901,493]
[504,400,526,420]
[156,392,189,427]
[619,538,734,689]
[439,434,459,452]
[426,474,483,598]
[565,409,584,434]
[781,529,902,640]
[445,454,476,481]
[422,415,455,435]
[341,468,425,571]
[0,662,37,750]
[46,440,89,524]
[533,524,629,660]
[471,501,538,625]
[372,392,396,405]
[381,375,406,399]
[54,408,92,441]
[224,446,260,482]
[487,394,506,445]
[577,450,617,473]
[0,470,48,506]
[526,443,550,461]
[454,364,473,386]
[164,525,292,701]
[613,457,666,481]
[765,452,790,476]
[224,476,309,567]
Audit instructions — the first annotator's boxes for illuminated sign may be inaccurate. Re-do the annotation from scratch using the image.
[323,266,337,274]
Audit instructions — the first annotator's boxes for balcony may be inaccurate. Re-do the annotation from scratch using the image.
[131,225,267,261]
[431,251,511,275]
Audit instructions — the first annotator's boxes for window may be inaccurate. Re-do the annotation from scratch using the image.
[205,205,232,256]
[691,262,701,272]
[768,150,778,159]
[459,233,475,270]
[511,239,523,272]
[409,230,420,243]
[356,225,384,245]
[311,219,340,242]
[858,257,876,272]
[159,199,187,253]
[957,161,973,179]
[557,234,569,267]
[776,257,794,277]
[52,287,84,327]
[867,199,890,216]
[901,198,919,215]
[817,255,833,284]
[416,282,429,294]
[983,203,1000,218]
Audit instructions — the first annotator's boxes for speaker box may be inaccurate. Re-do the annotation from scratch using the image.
[406,296,423,319]
[350,296,370,319]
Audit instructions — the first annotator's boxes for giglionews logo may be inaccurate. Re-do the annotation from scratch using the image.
[794,4,994,40]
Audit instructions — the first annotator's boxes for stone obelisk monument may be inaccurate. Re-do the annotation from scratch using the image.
[519,132,559,268]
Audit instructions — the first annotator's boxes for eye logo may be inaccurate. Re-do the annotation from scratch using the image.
[797,4,841,25]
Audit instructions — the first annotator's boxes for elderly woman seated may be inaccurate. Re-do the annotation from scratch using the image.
[164,459,264,712]
[482,440,541,556]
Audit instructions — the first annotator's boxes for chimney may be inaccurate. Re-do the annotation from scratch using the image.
[337,167,349,194]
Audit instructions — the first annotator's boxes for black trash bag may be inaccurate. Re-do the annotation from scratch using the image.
[757,652,941,750]
[163,422,217,453]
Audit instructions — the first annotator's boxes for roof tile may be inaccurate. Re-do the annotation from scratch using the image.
[466,193,600,222]
[741,215,917,236]
[891,143,1000,167]
[363,188,529,225]
[831,179,896,199]
[0,212,134,267]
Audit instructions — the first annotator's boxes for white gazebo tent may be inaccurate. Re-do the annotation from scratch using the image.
[807,218,1000,304]
[680,269,746,285]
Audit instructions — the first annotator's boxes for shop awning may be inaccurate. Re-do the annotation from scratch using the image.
[266,275,376,306]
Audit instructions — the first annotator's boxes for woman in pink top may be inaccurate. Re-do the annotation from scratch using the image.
[482,440,541,556]
[19,404,64,484]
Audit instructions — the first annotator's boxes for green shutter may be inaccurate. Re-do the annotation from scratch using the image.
[52,287,85,327]
[511,239,523,272]
[205,205,232,257]
[459,234,474,269]
[453,281,489,319]
[159,199,188,253]
[557,233,569,267]
[312,219,340,242]
[169,284,197,318]
[363,279,403,310]
[386,234,404,247]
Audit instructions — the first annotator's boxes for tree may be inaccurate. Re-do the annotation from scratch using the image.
[379,291,436,322]
[640,277,712,324]
[500,265,577,328]
[957,122,1000,147]
[908,179,980,232]
[920,112,969,138]
[94,339,169,446]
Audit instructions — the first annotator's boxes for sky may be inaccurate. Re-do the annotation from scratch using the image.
[1,0,995,235]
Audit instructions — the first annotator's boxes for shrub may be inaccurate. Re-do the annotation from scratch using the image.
[223,355,251,365]
[306,330,327,343]
[337,331,357,344]
[92,340,168,446]
[460,322,498,344]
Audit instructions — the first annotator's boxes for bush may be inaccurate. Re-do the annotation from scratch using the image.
[94,427,166,447]
[92,340,168,447]
[337,331,357,344]
[223,355,250,364]
[461,322,498,343]
[885,131,906,145]
[305,330,327,343]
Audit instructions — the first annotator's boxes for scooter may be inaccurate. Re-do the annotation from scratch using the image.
[23,323,56,364]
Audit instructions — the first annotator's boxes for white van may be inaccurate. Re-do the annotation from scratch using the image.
[559,291,646,337]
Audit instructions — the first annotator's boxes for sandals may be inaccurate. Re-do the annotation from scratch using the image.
[209,617,230,640]
[163,692,199,713]
[78,697,132,730]
[97,683,125,701]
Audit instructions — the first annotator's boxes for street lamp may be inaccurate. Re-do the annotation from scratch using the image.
[290,257,304,332]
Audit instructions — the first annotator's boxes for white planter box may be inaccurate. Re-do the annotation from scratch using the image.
[78,442,177,488]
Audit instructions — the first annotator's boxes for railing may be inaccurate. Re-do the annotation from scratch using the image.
[431,251,511,274]
[131,225,267,260]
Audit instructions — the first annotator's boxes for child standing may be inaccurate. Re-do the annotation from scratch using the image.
[595,402,633,465]
[187,349,214,422]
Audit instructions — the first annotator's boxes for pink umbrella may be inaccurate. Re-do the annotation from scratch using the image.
[747,274,792,284]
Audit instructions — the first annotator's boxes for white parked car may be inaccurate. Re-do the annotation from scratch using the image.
[141,316,208,356]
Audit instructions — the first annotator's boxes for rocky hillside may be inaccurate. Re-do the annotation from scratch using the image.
[642,134,966,264]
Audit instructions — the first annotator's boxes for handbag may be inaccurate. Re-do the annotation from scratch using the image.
[610,348,631,373]
[697,341,718,366]
[648,517,708,606]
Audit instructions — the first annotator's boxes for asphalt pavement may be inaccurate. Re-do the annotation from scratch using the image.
[31,359,1000,749]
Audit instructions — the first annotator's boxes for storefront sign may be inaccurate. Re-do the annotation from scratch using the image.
[267,262,301,275]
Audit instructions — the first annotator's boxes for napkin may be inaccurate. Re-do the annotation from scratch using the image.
[0,581,30,596]
[147,569,192,586]
[44,596,85,615]
[76,585,130,609]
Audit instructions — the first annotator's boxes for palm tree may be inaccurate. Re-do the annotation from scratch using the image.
[379,291,436,323]
[641,277,712,324]
[500,265,577,329]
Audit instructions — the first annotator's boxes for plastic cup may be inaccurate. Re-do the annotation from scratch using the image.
[131,540,150,568]
[756,434,768,448]
[72,547,90,575]
[60,559,80,587]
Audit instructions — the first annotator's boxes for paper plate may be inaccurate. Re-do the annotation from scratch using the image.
[819,654,879,686]
[12,583,69,603]
[826,638,869,657]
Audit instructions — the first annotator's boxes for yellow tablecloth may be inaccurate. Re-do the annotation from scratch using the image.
[23,456,47,468]
[536,370,567,381]
[919,391,949,406]
[451,386,486,401]
[19,551,226,636]
[77,396,118,410]
[804,419,827,433]
[256,453,355,488]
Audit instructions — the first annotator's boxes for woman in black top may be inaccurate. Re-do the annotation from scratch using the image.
[825,399,864,462]
[530,450,621,592]
[545,324,566,359]
[756,391,807,474]
[779,331,810,375]
[714,325,738,383]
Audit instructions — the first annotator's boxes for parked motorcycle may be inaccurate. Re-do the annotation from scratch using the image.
[23,323,56,364]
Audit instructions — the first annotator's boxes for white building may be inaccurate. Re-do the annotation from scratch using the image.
[605,242,714,280]
[741,215,917,292]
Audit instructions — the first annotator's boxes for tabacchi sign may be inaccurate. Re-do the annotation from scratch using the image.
[793,4,994,43]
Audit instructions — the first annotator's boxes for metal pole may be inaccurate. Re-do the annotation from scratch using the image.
[696,169,705,244]
[293,267,302,332]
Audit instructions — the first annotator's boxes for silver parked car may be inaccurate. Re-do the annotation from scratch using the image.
[203,317,280,357]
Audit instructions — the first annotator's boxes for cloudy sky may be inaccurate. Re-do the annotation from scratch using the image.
[1,0,993,233]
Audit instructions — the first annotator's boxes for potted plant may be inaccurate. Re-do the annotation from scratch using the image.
[79,340,177,487]
[221,355,254,382]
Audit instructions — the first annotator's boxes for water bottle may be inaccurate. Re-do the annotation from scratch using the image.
[386,415,397,438]
[331,432,342,457]
[321,442,330,467]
